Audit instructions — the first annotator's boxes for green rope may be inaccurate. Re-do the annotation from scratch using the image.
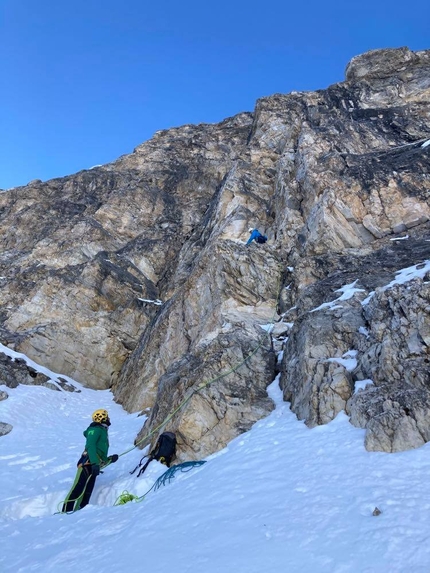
[114,491,140,506]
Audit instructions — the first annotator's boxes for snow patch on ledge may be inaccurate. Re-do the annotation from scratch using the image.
[354,379,375,393]
[311,280,365,313]
[362,260,430,306]
[325,350,358,372]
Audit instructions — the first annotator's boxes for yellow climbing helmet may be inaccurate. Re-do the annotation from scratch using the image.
[92,409,110,424]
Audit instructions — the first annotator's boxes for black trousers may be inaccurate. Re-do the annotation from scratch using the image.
[62,465,97,513]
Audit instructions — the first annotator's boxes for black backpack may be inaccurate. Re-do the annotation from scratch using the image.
[150,431,177,467]
[256,235,267,244]
[130,431,177,478]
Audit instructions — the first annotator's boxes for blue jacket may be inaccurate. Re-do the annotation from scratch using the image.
[246,229,265,245]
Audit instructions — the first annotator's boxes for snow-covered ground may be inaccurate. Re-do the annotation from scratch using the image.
[1,258,430,572]
[2,362,430,572]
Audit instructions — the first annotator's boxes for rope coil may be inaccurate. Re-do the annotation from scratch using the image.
[114,461,207,506]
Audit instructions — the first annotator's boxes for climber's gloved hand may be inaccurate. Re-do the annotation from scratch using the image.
[91,464,100,477]
[109,454,119,463]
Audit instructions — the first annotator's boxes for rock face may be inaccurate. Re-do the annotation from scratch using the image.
[0,46,429,456]
[0,113,255,390]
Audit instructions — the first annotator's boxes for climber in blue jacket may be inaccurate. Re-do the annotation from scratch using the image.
[246,228,267,245]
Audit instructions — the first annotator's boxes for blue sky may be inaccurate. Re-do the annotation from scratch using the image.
[1,0,428,189]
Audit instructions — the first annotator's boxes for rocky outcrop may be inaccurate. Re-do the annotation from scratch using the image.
[279,233,430,434]
[346,274,430,452]
[0,46,429,456]
[0,352,77,392]
[0,422,12,437]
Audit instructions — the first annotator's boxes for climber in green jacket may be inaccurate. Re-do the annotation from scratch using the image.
[62,409,118,513]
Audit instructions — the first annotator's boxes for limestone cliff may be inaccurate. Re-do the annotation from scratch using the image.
[0,46,429,458]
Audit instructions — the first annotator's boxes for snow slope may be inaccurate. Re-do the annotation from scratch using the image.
[1,259,430,572]
[2,366,430,572]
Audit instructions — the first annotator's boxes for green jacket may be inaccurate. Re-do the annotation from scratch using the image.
[84,422,110,465]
